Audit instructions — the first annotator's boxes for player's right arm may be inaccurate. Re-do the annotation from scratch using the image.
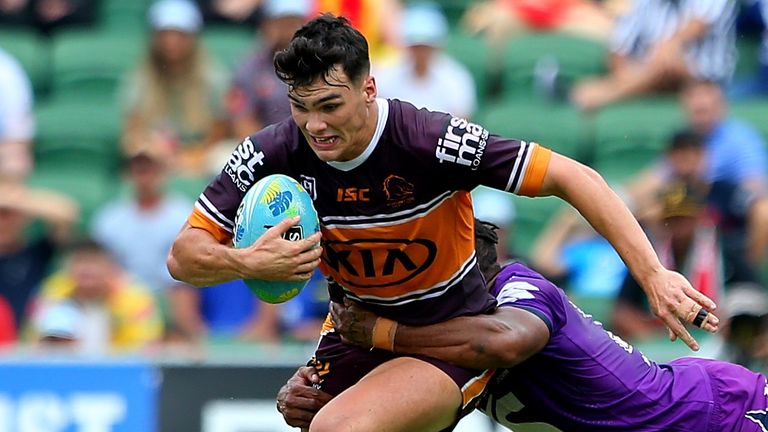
[167,219,321,287]
[167,123,322,287]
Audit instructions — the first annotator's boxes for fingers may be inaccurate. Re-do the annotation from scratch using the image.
[295,366,318,384]
[329,302,344,327]
[682,284,717,311]
[298,231,322,250]
[664,315,699,351]
[265,216,301,238]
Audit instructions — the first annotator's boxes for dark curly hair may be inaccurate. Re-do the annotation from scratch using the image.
[274,14,370,89]
[474,219,501,282]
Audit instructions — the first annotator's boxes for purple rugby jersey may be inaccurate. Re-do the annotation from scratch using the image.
[481,262,768,432]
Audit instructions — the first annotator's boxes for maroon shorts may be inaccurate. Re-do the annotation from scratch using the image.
[309,331,494,422]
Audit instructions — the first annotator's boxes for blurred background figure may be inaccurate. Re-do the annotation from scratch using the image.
[197,0,262,26]
[90,148,193,341]
[375,2,476,119]
[729,0,768,99]
[0,182,77,335]
[0,47,34,181]
[531,206,626,299]
[613,180,722,341]
[227,0,309,138]
[471,186,516,264]
[29,239,162,354]
[120,0,231,178]
[462,0,615,45]
[34,299,82,347]
[313,0,401,60]
[699,283,768,374]
[572,0,737,111]
[0,0,99,34]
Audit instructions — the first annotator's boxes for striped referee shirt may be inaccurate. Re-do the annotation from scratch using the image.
[611,0,737,82]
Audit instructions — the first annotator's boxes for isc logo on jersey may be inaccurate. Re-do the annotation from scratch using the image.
[226,137,266,192]
[435,117,489,170]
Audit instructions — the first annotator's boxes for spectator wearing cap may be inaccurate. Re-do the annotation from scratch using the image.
[28,240,162,354]
[120,0,231,177]
[374,2,477,119]
[612,179,724,342]
[90,148,195,340]
[228,0,310,138]
[698,283,768,374]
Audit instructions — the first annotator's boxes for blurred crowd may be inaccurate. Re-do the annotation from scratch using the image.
[0,0,767,371]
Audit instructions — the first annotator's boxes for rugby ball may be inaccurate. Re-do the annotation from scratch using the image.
[233,174,321,303]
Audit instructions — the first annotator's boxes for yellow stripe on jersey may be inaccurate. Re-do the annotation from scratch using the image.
[319,191,475,302]
[462,369,496,408]
[189,208,232,244]
[518,144,552,197]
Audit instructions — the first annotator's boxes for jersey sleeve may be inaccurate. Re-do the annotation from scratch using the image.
[187,121,295,243]
[494,272,567,334]
[401,102,552,196]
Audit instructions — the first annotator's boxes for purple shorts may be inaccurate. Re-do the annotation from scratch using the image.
[309,331,493,420]
[670,357,768,432]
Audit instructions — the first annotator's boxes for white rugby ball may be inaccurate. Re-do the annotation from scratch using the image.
[233,174,320,303]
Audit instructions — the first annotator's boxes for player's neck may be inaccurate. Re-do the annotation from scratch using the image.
[350,99,380,159]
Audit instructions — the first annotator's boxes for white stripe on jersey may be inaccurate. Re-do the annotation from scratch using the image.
[341,252,477,306]
[199,194,235,228]
[194,201,234,233]
[321,190,454,229]
[513,142,535,195]
[505,141,530,193]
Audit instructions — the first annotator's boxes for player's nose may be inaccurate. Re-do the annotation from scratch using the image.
[305,114,327,134]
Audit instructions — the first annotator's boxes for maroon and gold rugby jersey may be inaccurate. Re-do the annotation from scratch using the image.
[189,99,551,325]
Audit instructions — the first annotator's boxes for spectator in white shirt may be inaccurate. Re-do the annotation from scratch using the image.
[374,3,477,119]
[0,48,34,181]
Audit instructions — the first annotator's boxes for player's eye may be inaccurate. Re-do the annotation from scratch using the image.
[321,104,339,113]
[292,104,308,113]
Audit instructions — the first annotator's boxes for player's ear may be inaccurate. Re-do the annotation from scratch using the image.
[362,75,376,103]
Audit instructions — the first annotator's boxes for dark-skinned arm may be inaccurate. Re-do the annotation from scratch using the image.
[330,300,549,370]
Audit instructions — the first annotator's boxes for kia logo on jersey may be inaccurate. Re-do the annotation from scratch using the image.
[322,238,437,289]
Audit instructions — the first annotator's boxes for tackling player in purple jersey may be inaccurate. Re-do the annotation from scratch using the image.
[279,221,768,431]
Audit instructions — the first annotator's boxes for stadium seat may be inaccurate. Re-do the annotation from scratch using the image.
[0,28,50,97]
[502,32,607,100]
[510,195,563,259]
[444,30,492,105]
[99,0,152,30]
[730,100,768,141]
[34,98,122,175]
[202,26,258,72]
[569,294,615,329]
[50,29,146,100]
[592,98,683,183]
[477,100,591,163]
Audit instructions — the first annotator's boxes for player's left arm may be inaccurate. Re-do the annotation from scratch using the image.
[538,152,718,350]
[330,300,549,370]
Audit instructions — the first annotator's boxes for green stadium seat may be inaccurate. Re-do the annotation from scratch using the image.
[569,294,615,329]
[202,26,258,72]
[34,98,122,174]
[592,98,683,184]
[0,28,50,96]
[477,100,591,162]
[510,195,563,259]
[444,30,493,105]
[50,29,146,100]
[730,100,768,141]
[99,0,152,30]
[734,35,762,78]
[502,32,607,100]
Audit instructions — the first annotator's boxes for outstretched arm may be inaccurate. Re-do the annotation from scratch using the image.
[539,153,718,350]
[330,300,549,370]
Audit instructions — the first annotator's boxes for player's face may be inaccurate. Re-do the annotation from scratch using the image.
[288,66,378,162]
